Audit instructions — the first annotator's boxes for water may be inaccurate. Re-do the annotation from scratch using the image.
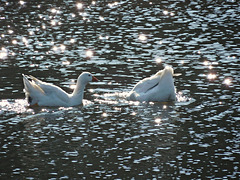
[0,0,239,179]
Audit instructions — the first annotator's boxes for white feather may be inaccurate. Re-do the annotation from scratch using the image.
[127,66,176,102]
[22,72,98,107]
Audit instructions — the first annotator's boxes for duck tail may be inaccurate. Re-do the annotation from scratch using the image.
[164,66,174,75]
[22,74,45,94]
[22,74,31,93]
[29,75,43,84]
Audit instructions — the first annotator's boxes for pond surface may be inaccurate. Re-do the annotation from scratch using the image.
[0,0,239,179]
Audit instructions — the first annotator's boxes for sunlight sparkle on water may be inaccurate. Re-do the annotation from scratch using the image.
[70,38,75,43]
[51,8,58,14]
[131,112,137,116]
[223,78,231,85]
[77,3,83,9]
[163,10,168,15]
[155,118,162,125]
[130,101,140,106]
[52,46,58,51]
[0,48,8,59]
[89,89,94,93]
[108,2,118,8]
[102,112,108,117]
[12,40,17,44]
[51,20,57,26]
[99,35,109,40]
[138,34,147,41]
[19,0,25,5]
[60,44,66,51]
[85,50,93,58]
[155,57,162,64]
[71,13,76,18]
[207,73,217,80]
[8,30,13,34]
[22,37,28,44]
[203,61,209,66]
[70,84,76,89]
[99,16,105,21]
[62,61,70,65]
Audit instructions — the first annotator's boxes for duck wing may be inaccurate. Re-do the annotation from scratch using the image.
[132,75,160,94]
[23,74,45,94]
[23,75,70,104]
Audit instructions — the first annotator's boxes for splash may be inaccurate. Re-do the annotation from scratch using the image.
[94,92,128,105]
[176,91,194,105]
[0,99,32,115]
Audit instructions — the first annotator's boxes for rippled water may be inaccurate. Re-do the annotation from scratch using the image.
[0,0,239,179]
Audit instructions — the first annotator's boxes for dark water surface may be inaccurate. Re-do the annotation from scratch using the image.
[0,0,239,179]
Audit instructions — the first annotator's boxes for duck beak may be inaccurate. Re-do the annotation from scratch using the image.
[92,76,99,82]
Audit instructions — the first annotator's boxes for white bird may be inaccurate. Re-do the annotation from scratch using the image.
[22,72,98,107]
[127,66,176,102]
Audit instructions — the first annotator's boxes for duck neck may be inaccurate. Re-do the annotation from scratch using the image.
[70,81,86,106]
[72,80,86,97]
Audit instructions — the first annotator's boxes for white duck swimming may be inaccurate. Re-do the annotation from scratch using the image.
[22,72,98,107]
[127,66,176,102]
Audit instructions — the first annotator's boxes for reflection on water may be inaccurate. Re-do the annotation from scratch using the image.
[0,0,240,179]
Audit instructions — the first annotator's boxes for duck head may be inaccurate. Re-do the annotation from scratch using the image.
[78,72,99,85]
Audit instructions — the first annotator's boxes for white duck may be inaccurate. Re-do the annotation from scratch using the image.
[22,72,98,107]
[127,66,176,102]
